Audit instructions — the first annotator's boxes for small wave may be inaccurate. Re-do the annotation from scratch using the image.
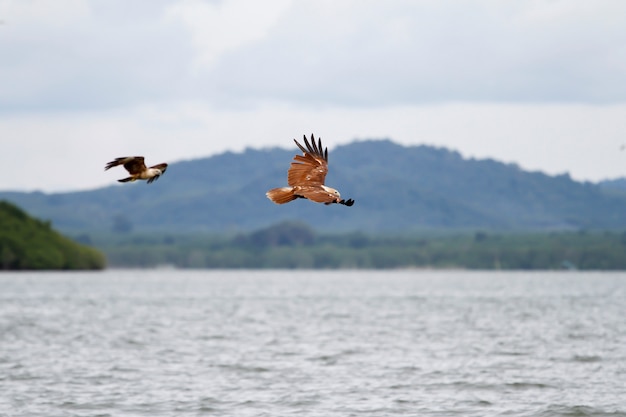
[493,349,529,356]
[216,363,271,373]
[60,400,115,412]
[109,365,139,373]
[505,381,553,390]
[426,380,553,392]
[112,336,146,349]
[534,404,626,417]
[310,354,340,365]
[571,354,602,363]
[199,334,227,341]
[308,349,361,365]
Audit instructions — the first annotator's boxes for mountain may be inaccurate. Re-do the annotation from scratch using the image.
[0,200,105,269]
[598,178,626,195]
[2,140,626,234]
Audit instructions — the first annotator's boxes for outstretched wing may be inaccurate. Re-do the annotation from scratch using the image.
[287,134,328,187]
[104,156,147,175]
[122,157,147,175]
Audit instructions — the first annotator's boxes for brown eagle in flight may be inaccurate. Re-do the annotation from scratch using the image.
[266,134,354,206]
[105,156,168,184]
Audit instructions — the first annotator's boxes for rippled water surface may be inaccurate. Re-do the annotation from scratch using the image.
[1,270,625,416]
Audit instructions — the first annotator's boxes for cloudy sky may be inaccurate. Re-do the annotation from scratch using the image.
[1,0,626,192]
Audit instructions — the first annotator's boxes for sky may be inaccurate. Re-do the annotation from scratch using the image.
[1,0,626,192]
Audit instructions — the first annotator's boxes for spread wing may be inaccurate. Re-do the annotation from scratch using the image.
[287,134,328,187]
[104,156,147,175]
[122,157,147,175]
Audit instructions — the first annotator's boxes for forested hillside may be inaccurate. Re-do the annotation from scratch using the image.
[0,200,105,270]
[2,140,626,234]
[96,221,626,270]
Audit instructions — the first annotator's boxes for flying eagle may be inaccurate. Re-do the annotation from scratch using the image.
[266,134,354,206]
[104,156,168,184]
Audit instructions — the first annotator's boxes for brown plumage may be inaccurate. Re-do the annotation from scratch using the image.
[104,156,168,184]
[266,134,354,206]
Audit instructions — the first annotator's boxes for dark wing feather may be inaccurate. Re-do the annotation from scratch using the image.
[104,157,126,171]
[123,157,147,175]
[287,134,329,187]
[302,134,327,162]
[104,156,146,174]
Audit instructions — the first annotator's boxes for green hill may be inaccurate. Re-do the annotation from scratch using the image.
[0,200,105,270]
[2,140,626,234]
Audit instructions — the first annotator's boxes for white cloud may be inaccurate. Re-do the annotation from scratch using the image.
[165,0,292,69]
[1,0,90,25]
[0,0,193,110]
[1,1,626,191]
[2,0,626,111]
[204,0,626,106]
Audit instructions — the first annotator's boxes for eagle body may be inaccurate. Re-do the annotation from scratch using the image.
[266,134,354,206]
[105,156,168,184]
[267,185,341,205]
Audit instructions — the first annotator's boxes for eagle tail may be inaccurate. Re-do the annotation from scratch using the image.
[118,177,134,183]
[266,187,298,204]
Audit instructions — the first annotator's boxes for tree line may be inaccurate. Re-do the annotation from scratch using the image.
[92,221,626,270]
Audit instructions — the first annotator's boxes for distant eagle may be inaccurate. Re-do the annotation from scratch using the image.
[266,134,354,206]
[105,156,168,184]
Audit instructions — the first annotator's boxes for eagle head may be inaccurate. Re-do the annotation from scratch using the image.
[154,163,168,174]
[322,185,342,203]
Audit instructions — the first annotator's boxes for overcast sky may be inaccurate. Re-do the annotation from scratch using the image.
[1,0,626,192]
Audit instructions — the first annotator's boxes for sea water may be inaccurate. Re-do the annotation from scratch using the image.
[1,270,625,416]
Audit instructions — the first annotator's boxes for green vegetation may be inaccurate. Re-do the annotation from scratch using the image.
[91,221,626,270]
[0,200,106,270]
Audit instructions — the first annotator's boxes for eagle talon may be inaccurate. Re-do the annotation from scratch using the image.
[339,198,354,206]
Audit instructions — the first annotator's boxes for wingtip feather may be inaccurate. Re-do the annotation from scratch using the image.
[304,134,313,154]
[294,138,307,154]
